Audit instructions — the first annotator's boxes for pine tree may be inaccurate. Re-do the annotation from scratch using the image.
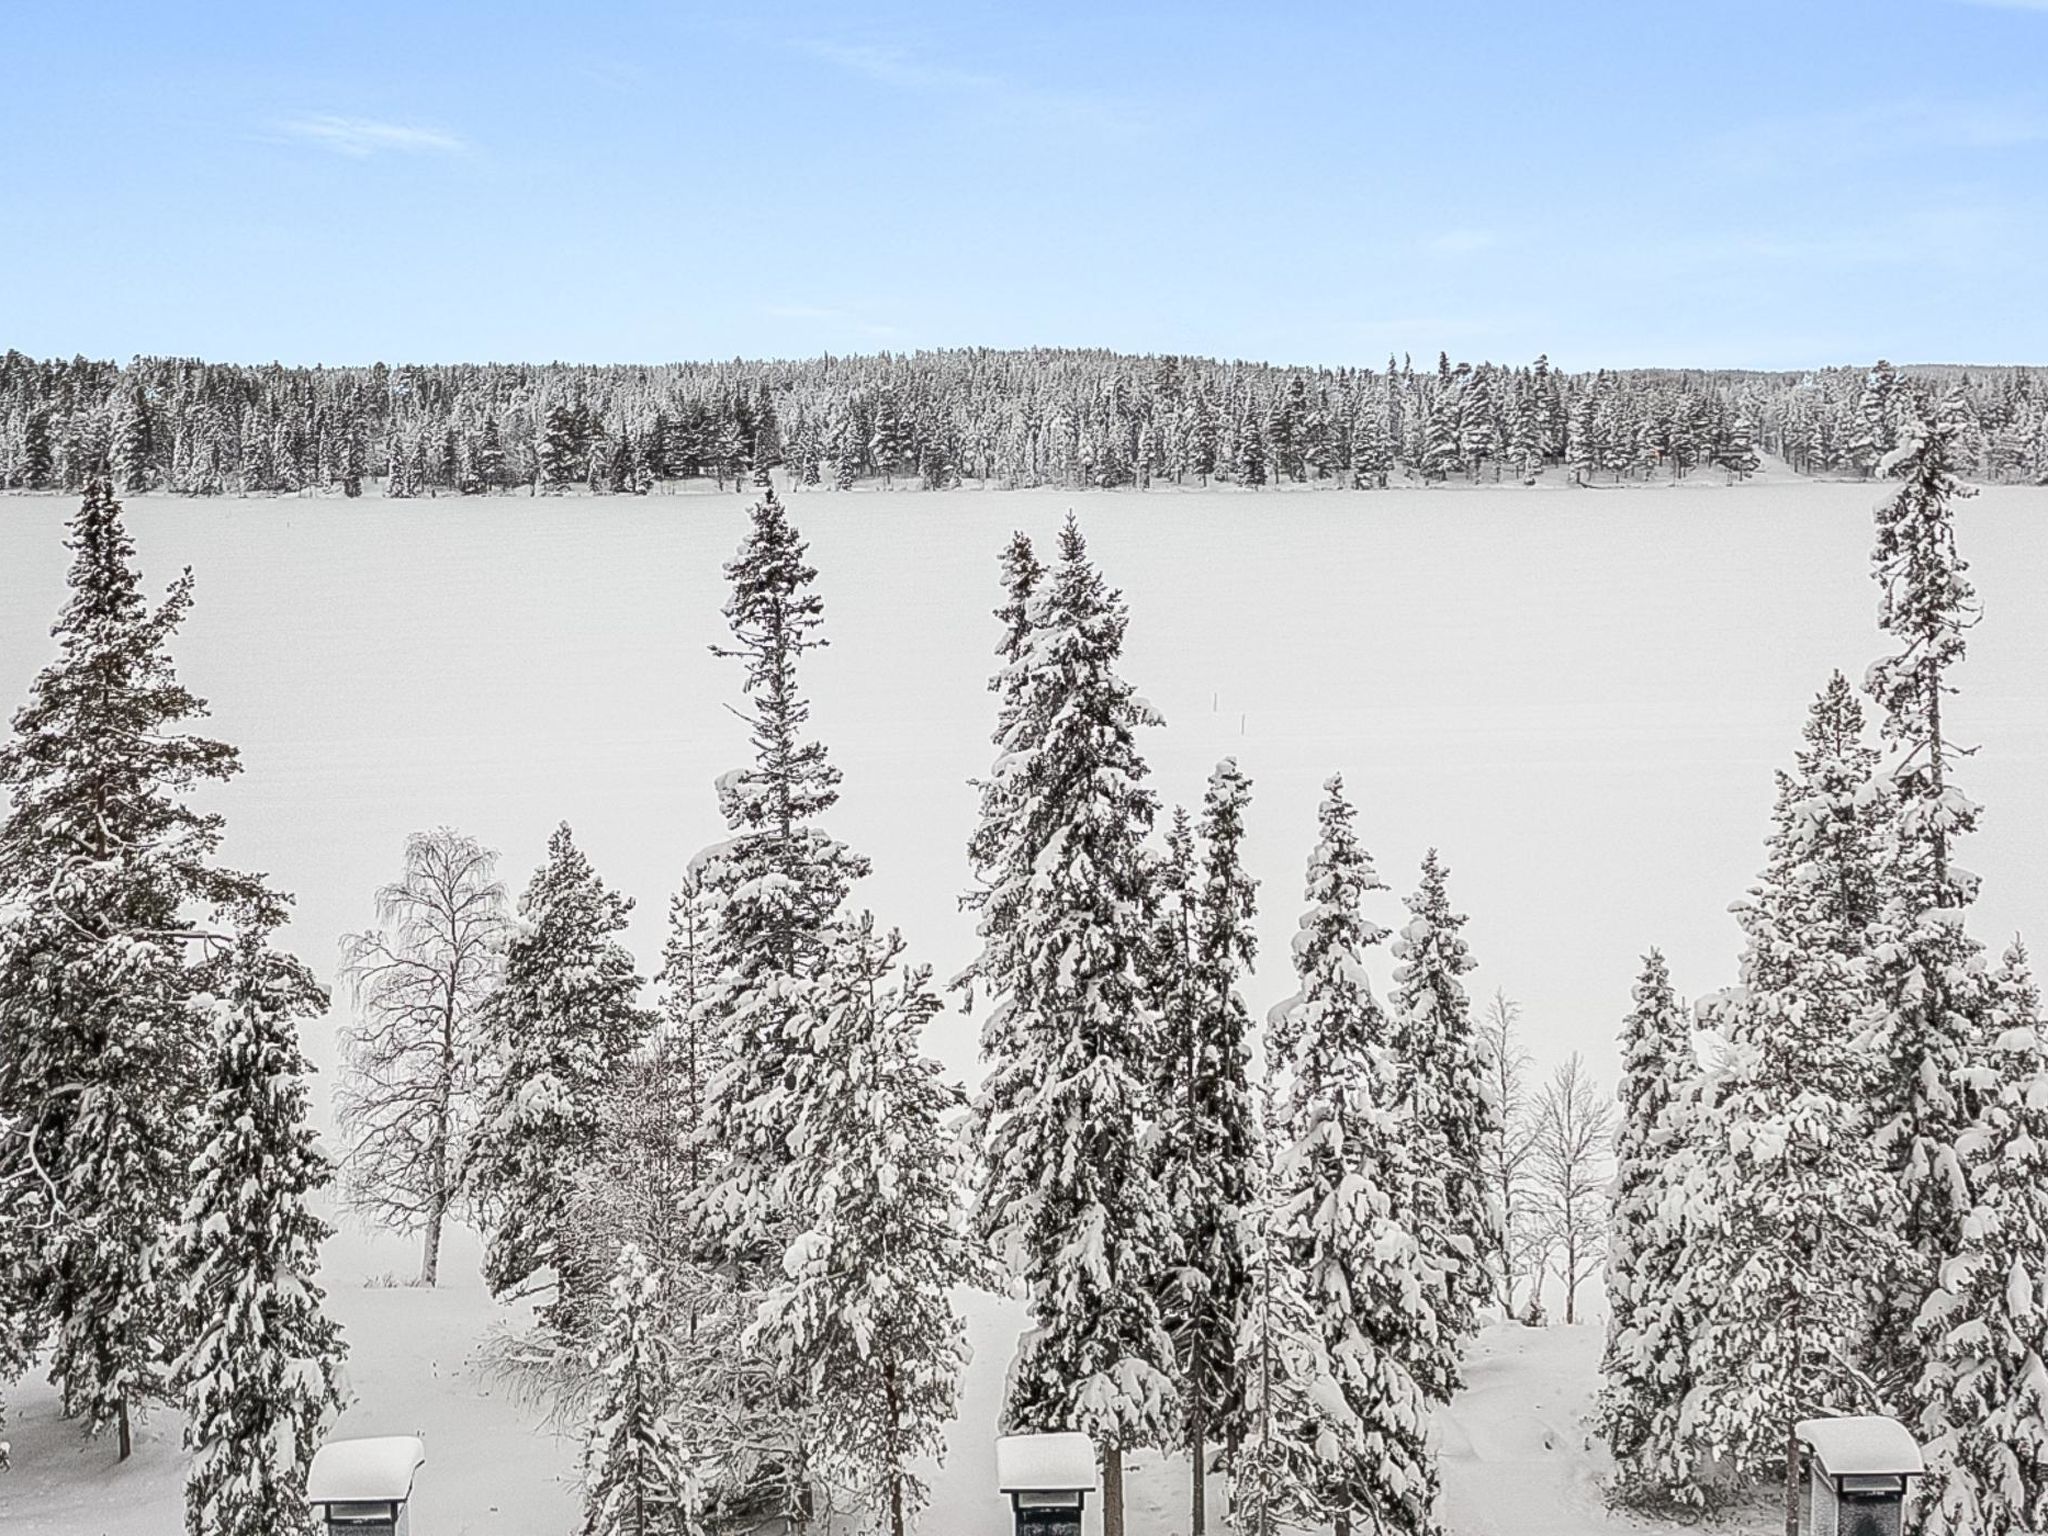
[171,932,347,1536]
[582,1243,697,1536]
[1350,404,1393,490]
[1389,850,1496,1399]
[1680,675,1899,1501]
[962,532,1045,949]
[697,488,869,1267]
[0,481,283,1459]
[965,516,1178,1536]
[1155,760,1260,1536]
[649,866,727,1266]
[1270,779,1440,1536]
[750,916,977,1536]
[469,823,652,1334]
[1862,393,1993,1401]
[1914,940,2048,1536]
[1597,950,1702,1503]
[540,404,580,494]
[1228,1076,1327,1536]
[1718,414,1761,482]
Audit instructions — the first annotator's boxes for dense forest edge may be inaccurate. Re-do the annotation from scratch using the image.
[2,349,2045,497]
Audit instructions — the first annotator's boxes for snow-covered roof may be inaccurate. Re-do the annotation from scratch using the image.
[995,1432,1097,1492]
[1796,1416,1924,1477]
[307,1436,427,1503]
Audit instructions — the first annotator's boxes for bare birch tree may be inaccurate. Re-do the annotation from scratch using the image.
[1479,990,1544,1314]
[1531,1052,1613,1326]
[336,828,506,1285]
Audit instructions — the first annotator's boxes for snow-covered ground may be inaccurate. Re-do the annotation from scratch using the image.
[3,471,2045,1532]
[1,1259,1770,1536]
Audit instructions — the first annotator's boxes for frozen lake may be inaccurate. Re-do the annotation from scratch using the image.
[5,474,2046,1154]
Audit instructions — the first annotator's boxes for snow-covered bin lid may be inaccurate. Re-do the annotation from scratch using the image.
[1796,1416,1924,1477]
[308,1436,428,1504]
[995,1432,1097,1492]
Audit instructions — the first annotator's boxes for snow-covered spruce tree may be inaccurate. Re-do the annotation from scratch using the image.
[0,480,284,1459]
[469,823,653,1335]
[697,488,869,1269]
[336,826,507,1286]
[1914,940,2048,1536]
[0,1104,28,1472]
[961,527,1048,978]
[965,516,1178,1536]
[171,930,347,1536]
[1153,758,1259,1536]
[1597,949,1703,1502]
[1269,777,1440,1536]
[1861,393,1994,1401]
[583,1243,697,1536]
[751,915,977,1536]
[1389,849,1497,1399]
[1228,1075,1327,1536]
[1680,673,1897,1501]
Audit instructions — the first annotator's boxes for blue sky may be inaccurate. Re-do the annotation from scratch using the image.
[3,0,2044,369]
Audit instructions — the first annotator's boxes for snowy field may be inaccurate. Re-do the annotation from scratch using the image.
[3,469,2045,1533]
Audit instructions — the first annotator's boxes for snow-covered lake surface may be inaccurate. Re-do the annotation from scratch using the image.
[2,471,2043,1533]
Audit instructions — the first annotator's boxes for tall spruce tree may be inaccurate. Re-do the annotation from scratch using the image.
[1862,393,1993,1401]
[1597,950,1703,1505]
[1269,778,1440,1536]
[582,1243,697,1536]
[1915,941,2048,1536]
[0,480,284,1459]
[1228,1075,1327,1536]
[1682,676,1896,1502]
[965,516,1177,1536]
[1154,759,1260,1536]
[750,916,976,1536]
[1389,849,1496,1399]
[469,823,652,1334]
[961,531,1045,990]
[171,931,347,1536]
[697,488,869,1268]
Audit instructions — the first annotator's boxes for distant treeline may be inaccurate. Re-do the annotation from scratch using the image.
[1,348,2043,497]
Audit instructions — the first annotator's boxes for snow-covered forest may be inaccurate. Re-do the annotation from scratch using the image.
[3,350,2047,498]
[3,359,2047,1536]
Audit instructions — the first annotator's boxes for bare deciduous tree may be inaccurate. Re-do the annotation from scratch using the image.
[1531,1051,1614,1326]
[1480,990,1545,1314]
[336,828,506,1285]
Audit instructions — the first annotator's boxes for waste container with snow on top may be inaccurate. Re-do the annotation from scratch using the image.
[1796,1415,1923,1536]
[307,1435,427,1536]
[995,1432,1096,1536]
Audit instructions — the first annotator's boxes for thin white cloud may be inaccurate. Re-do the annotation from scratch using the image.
[794,38,1149,137]
[277,115,469,158]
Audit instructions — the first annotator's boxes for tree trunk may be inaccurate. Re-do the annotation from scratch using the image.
[885,1358,907,1536]
[117,1397,131,1462]
[1334,1511,1351,1536]
[1103,1445,1125,1536]
[1190,1398,1207,1536]
[420,1182,445,1287]
[1784,1418,1802,1536]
